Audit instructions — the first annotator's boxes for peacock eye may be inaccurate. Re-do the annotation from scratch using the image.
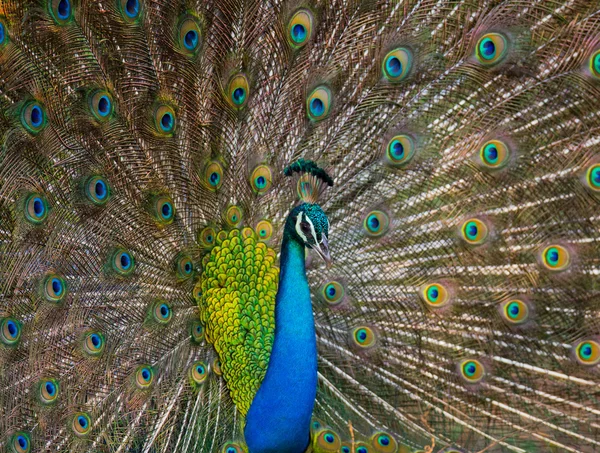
[301,222,311,232]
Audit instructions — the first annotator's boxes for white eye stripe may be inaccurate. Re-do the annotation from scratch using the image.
[305,216,318,245]
[295,212,309,243]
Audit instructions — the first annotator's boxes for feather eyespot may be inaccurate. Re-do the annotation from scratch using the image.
[385,135,415,166]
[176,254,194,280]
[89,91,113,121]
[190,361,208,385]
[540,245,570,271]
[72,412,92,436]
[151,300,172,324]
[83,332,105,356]
[574,340,600,366]
[475,33,508,66]
[1,318,22,346]
[21,101,47,135]
[371,431,398,453]
[178,17,202,55]
[250,165,272,194]
[204,161,223,191]
[307,86,331,121]
[24,194,49,224]
[135,365,155,389]
[151,195,175,225]
[341,444,351,453]
[382,47,412,82]
[50,0,73,24]
[589,50,600,79]
[9,432,30,453]
[110,248,135,275]
[119,0,141,21]
[500,299,530,325]
[199,226,216,248]
[212,358,222,375]
[478,140,510,169]
[38,378,59,405]
[225,205,243,227]
[191,321,205,343]
[585,164,600,192]
[0,20,7,46]
[354,442,371,453]
[460,218,488,245]
[85,176,110,205]
[421,283,450,308]
[320,281,344,305]
[287,9,313,48]
[153,105,176,135]
[459,359,485,383]
[221,442,244,453]
[227,74,250,108]
[315,429,341,451]
[43,274,66,303]
[255,220,273,242]
[352,326,376,349]
[363,210,390,238]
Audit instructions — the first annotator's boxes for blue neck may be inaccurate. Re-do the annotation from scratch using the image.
[244,233,318,453]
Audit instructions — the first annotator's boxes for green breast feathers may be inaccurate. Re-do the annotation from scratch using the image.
[195,227,279,415]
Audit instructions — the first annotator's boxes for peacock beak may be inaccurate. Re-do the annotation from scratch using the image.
[313,235,332,267]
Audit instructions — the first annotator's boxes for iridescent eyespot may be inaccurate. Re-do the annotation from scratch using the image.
[478,140,510,169]
[459,359,485,383]
[310,418,323,433]
[221,442,244,453]
[9,432,30,453]
[227,74,250,108]
[500,299,529,325]
[153,104,176,135]
[89,91,113,121]
[475,33,508,66]
[320,280,344,305]
[212,358,222,375]
[307,86,332,121]
[341,444,351,453]
[199,226,216,248]
[585,163,600,192]
[135,365,155,389]
[72,412,91,436]
[1,318,22,346]
[38,378,59,405]
[50,0,73,25]
[152,300,172,324]
[315,429,341,451]
[20,101,47,135]
[355,442,370,453]
[541,244,570,271]
[352,326,376,349]
[255,220,273,242]
[178,17,201,55]
[0,20,7,47]
[363,210,389,237]
[460,218,488,245]
[85,176,110,205]
[574,339,600,366]
[176,254,194,280]
[24,194,48,224]
[83,332,105,356]
[287,9,313,48]
[385,135,415,166]
[151,195,175,225]
[421,283,450,308]
[110,248,135,276]
[190,361,208,385]
[119,0,141,21]
[382,47,412,82]
[250,165,273,194]
[225,205,243,227]
[371,431,398,453]
[204,161,223,191]
[591,50,600,79]
[191,321,205,343]
[43,273,66,303]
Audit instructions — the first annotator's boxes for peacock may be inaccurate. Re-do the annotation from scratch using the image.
[1,0,600,451]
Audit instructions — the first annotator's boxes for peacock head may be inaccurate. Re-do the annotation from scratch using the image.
[288,203,331,265]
